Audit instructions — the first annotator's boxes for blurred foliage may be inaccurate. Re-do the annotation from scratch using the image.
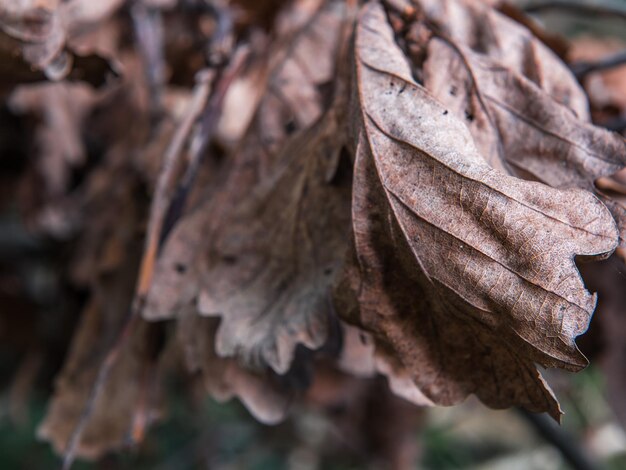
[1,365,626,468]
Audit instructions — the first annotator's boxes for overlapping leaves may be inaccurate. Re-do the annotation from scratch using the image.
[10,0,626,459]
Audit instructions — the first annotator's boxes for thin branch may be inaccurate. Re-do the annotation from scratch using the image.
[160,47,249,244]
[131,2,166,118]
[525,1,626,21]
[572,50,626,79]
[61,69,214,470]
[517,408,601,470]
[603,115,626,134]
[61,312,140,470]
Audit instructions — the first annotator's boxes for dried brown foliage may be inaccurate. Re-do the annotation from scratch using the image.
[2,0,626,465]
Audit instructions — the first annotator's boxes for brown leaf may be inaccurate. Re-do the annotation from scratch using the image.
[196,107,351,374]
[410,0,626,241]
[422,38,626,193]
[38,230,164,458]
[144,0,346,322]
[338,323,433,406]
[176,306,291,424]
[336,2,618,420]
[144,1,351,377]
[38,308,165,459]
[410,0,589,119]
[0,0,120,93]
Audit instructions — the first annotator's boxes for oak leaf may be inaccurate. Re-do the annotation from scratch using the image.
[176,307,292,424]
[145,0,352,376]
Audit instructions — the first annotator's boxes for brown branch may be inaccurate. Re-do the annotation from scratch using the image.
[517,408,601,470]
[525,1,626,21]
[61,312,140,470]
[131,2,166,119]
[60,70,214,470]
[160,47,249,244]
[572,50,626,79]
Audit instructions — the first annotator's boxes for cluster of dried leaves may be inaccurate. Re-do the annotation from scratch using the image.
[2,0,626,465]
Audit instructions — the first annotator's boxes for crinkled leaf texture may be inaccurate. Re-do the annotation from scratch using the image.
[197,109,351,374]
[416,0,590,118]
[406,0,626,242]
[144,0,352,376]
[335,2,619,420]
[177,306,291,424]
[422,38,626,239]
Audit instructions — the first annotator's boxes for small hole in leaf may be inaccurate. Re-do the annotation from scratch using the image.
[222,255,237,265]
[175,263,187,274]
[284,119,297,135]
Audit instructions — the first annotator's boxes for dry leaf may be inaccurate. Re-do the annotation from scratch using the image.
[177,307,291,424]
[336,2,619,420]
[410,0,626,242]
[38,220,163,458]
[422,38,626,194]
[144,0,345,322]
[196,106,351,374]
[145,1,351,378]
[0,0,120,93]
[338,323,433,406]
[410,0,589,119]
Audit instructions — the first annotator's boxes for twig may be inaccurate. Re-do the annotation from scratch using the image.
[61,70,214,470]
[603,115,626,134]
[160,47,249,244]
[61,312,140,470]
[517,408,601,470]
[60,26,249,470]
[524,1,626,21]
[572,50,626,79]
[131,2,166,118]
[205,0,234,67]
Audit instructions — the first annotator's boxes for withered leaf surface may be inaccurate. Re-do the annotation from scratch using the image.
[338,323,433,406]
[337,2,619,419]
[177,307,291,424]
[404,0,626,241]
[414,0,589,119]
[144,0,344,322]
[422,39,626,231]
[145,1,352,376]
[197,108,351,374]
[38,199,163,458]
